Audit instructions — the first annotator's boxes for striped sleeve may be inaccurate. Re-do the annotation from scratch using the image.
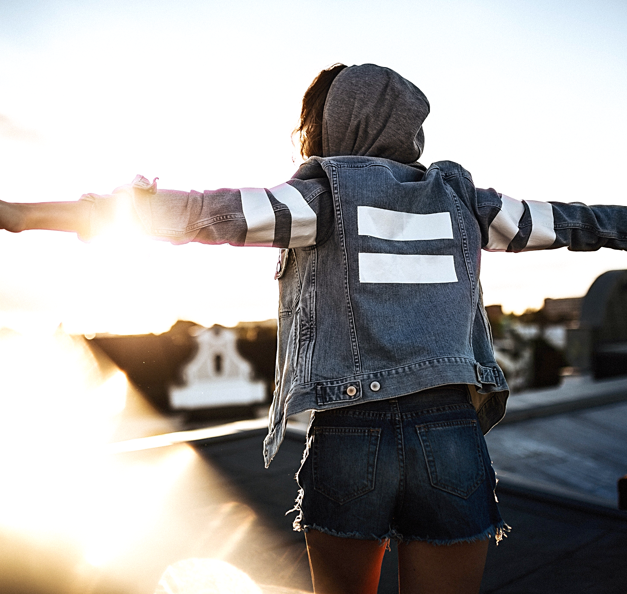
[480,193,556,252]
[131,176,329,248]
[477,190,627,252]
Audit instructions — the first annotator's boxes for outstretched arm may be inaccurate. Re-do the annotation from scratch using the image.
[131,179,332,247]
[83,171,333,248]
[474,190,627,252]
[0,168,333,248]
[0,199,91,236]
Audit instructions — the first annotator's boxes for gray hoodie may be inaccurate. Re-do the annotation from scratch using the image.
[322,64,430,163]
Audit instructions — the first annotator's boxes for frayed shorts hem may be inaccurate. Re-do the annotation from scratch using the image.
[297,520,510,546]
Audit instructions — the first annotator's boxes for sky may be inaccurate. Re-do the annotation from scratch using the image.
[1,0,626,335]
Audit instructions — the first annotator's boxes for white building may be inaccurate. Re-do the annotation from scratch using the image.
[170,326,266,410]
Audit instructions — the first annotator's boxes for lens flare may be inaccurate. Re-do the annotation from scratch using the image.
[0,328,311,594]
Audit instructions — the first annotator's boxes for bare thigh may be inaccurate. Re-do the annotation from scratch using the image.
[305,529,387,594]
[398,538,489,594]
[305,529,489,594]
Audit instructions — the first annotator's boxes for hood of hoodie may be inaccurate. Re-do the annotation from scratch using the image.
[321,64,430,164]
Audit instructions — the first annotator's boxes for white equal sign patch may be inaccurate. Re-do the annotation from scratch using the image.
[358,206,453,241]
[359,254,458,284]
[357,206,457,284]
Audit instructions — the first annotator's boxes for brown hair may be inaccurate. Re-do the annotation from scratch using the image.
[295,63,347,159]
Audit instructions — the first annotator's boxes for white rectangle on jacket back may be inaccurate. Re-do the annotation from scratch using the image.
[525,200,556,250]
[359,253,458,284]
[270,182,317,247]
[240,188,276,246]
[485,194,525,251]
[358,206,454,241]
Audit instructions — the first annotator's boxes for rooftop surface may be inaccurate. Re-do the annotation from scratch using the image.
[487,375,627,507]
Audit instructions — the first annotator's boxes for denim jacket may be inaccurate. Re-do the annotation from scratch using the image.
[82,156,627,466]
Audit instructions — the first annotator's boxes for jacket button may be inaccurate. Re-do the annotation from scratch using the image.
[346,385,357,397]
[370,381,381,392]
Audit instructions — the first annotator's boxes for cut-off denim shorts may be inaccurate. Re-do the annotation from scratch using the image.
[293,385,506,545]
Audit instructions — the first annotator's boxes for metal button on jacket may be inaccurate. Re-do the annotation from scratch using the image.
[346,385,357,397]
[370,381,381,392]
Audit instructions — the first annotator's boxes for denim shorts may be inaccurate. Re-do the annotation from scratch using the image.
[293,385,506,544]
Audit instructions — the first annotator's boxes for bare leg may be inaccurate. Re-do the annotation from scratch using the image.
[305,529,387,594]
[398,538,489,594]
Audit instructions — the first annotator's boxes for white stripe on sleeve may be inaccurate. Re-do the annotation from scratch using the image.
[485,194,525,252]
[269,183,317,247]
[358,207,453,241]
[240,188,276,246]
[525,200,556,250]
[359,253,458,284]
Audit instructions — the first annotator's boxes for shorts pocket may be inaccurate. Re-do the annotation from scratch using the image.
[416,419,485,499]
[312,427,381,504]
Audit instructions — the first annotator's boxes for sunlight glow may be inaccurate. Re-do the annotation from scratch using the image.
[93,370,128,416]
[0,328,226,579]
[0,328,127,441]
[0,326,309,593]
[0,328,271,576]
[155,559,262,594]
[94,189,147,240]
[0,329,132,536]
[57,240,279,337]
[81,445,196,568]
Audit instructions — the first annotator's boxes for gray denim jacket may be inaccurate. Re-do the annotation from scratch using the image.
[261,156,627,465]
[82,155,627,466]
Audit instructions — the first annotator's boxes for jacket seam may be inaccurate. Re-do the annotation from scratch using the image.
[553,222,627,238]
[329,165,362,373]
[328,161,393,170]
[306,356,481,388]
[448,163,481,346]
[303,248,317,383]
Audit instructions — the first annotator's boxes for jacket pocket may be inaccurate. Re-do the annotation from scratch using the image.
[416,419,485,499]
[312,427,380,504]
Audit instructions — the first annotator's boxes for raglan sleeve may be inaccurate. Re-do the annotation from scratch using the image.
[473,188,627,252]
[82,174,333,248]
